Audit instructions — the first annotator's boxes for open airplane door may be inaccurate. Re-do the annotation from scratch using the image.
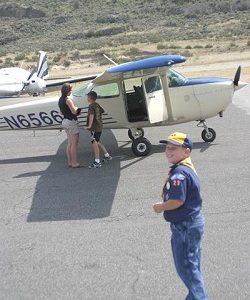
[142,75,168,123]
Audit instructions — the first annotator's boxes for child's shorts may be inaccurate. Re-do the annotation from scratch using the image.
[90,131,102,143]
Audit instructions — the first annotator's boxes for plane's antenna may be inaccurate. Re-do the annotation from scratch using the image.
[103,54,118,65]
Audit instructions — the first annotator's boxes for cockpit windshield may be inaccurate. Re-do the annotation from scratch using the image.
[167,68,186,87]
[72,84,88,99]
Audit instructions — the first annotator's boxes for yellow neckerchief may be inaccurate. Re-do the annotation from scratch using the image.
[179,157,197,175]
[161,157,197,199]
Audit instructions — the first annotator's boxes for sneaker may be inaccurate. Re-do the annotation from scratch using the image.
[88,161,102,168]
[102,155,112,163]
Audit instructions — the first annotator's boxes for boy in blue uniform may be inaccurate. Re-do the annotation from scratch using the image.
[153,132,208,300]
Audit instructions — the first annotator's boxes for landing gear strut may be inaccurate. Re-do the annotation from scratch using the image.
[128,128,151,156]
[197,120,216,142]
[128,128,144,141]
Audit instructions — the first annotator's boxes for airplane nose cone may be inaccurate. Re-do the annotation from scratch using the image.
[235,81,248,91]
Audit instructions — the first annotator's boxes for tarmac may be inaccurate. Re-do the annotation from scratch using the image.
[0,84,249,299]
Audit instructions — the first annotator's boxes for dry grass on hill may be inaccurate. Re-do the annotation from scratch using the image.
[49,40,250,83]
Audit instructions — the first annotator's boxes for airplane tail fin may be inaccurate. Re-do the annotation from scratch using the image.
[36,51,48,79]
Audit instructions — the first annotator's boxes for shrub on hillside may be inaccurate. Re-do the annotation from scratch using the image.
[96,14,128,24]
[128,47,140,55]
[168,44,181,49]
[63,60,71,68]
[14,53,26,61]
[72,1,79,9]
[53,54,62,63]
[157,43,166,50]
[70,50,80,61]
[0,51,6,57]
[4,57,15,67]
[181,50,193,57]
[85,26,127,38]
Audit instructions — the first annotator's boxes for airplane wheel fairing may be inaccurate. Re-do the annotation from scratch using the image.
[201,128,216,142]
[128,128,144,141]
[132,137,151,156]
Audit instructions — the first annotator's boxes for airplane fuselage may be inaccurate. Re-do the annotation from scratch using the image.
[0,79,237,131]
[0,68,30,97]
[0,54,247,157]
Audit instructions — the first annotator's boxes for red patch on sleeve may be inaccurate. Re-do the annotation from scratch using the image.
[173,179,181,186]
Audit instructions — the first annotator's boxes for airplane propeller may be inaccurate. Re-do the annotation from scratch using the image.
[18,69,36,96]
[24,68,36,85]
[233,65,241,86]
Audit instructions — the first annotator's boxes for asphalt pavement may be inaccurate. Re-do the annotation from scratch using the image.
[0,85,249,300]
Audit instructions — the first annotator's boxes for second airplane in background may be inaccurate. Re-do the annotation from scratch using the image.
[0,51,96,98]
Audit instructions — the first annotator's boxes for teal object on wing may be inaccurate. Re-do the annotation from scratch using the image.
[107,55,186,74]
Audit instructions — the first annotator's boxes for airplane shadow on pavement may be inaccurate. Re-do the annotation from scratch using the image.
[0,129,213,223]
[26,130,120,222]
[24,130,169,222]
[25,134,212,222]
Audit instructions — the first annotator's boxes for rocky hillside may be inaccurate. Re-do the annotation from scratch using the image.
[0,0,249,55]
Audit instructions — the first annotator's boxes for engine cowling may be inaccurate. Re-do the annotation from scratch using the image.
[24,78,46,95]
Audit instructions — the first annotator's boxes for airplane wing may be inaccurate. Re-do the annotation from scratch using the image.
[93,55,186,84]
[45,74,98,92]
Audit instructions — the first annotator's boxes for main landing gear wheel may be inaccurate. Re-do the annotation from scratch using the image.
[197,120,216,143]
[201,128,216,142]
[128,128,144,141]
[131,137,151,156]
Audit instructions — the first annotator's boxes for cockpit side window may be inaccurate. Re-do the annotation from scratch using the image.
[92,83,119,98]
[167,69,186,87]
[144,76,162,93]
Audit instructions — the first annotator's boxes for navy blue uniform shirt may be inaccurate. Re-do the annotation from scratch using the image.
[163,164,202,223]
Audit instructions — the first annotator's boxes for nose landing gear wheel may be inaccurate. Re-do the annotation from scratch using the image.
[131,137,151,156]
[201,128,216,142]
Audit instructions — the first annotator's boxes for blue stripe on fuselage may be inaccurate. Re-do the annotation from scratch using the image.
[183,77,231,86]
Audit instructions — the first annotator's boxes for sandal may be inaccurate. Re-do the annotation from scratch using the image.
[71,164,84,168]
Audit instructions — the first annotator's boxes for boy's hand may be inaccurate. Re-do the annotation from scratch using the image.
[84,126,90,130]
[76,108,81,115]
[153,202,164,213]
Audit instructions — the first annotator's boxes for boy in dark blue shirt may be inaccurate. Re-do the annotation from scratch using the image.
[153,132,208,300]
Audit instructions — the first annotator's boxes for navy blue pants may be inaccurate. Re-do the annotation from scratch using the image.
[170,214,208,300]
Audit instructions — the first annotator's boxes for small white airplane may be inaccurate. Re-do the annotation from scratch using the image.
[0,54,247,156]
[0,51,96,97]
[0,51,49,97]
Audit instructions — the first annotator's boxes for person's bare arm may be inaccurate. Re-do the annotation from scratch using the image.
[66,97,78,114]
[153,199,183,213]
[86,113,94,130]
